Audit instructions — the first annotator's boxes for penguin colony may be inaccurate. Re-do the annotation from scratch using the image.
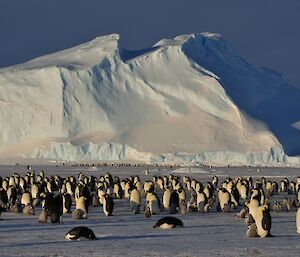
[1,168,300,240]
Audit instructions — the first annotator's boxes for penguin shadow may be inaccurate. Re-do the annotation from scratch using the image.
[185,224,234,229]
[68,222,128,228]
[0,223,37,231]
[0,240,68,248]
[0,220,130,233]
[0,223,78,233]
[266,233,300,239]
[98,233,180,241]
[270,234,298,238]
[273,220,295,224]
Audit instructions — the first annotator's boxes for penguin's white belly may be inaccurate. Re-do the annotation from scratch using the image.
[296,208,300,233]
[65,233,76,240]
[159,223,174,229]
[150,201,160,214]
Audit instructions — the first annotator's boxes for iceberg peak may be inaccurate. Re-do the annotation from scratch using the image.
[1,33,121,71]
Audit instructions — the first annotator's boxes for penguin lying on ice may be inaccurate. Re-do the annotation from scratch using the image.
[65,226,97,240]
[153,216,184,229]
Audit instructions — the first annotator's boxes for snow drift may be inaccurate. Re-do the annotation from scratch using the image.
[0,33,300,166]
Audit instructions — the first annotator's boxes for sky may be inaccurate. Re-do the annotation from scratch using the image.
[1,0,300,88]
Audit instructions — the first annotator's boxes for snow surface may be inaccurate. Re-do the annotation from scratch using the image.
[1,165,300,257]
[0,33,300,166]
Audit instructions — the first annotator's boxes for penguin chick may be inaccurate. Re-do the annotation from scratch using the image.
[222,203,231,213]
[245,213,255,225]
[144,205,151,218]
[235,207,248,219]
[72,209,87,220]
[38,209,48,223]
[179,200,188,215]
[23,204,35,215]
[247,223,258,238]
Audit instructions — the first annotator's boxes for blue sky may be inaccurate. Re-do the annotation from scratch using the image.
[1,0,300,88]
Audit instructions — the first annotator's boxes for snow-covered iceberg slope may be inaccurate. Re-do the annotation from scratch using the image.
[0,33,300,166]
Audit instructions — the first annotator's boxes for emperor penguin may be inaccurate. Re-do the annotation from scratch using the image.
[189,189,197,206]
[230,186,240,208]
[280,179,288,192]
[23,204,35,215]
[235,206,248,219]
[169,191,179,214]
[143,181,154,194]
[282,198,292,212]
[144,204,152,218]
[39,170,45,179]
[8,176,15,187]
[38,208,48,223]
[65,227,97,241]
[7,185,17,206]
[179,199,188,215]
[104,173,114,195]
[296,207,300,234]
[156,177,164,191]
[80,183,91,204]
[130,188,141,214]
[62,193,72,214]
[44,193,64,223]
[271,201,282,212]
[153,216,184,229]
[92,194,100,207]
[255,205,272,237]
[124,181,131,199]
[134,181,143,194]
[203,184,213,199]
[97,187,106,205]
[248,197,260,220]
[196,191,208,213]
[163,176,169,189]
[72,209,87,220]
[265,181,273,196]
[2,178,8,191]
[195,182,203,194]
[65,181,75,198]
[177,187,186,202]
[103,194,114,216]
[21,191,32,206]
[245,213,255,225]
[0,188,7,206]
[73,196,88,219]
[9,199,22,213]
[31,184,40,200]
[113,183,123,199]
[212,176,218,189]
[272,181,279,194]
[184,178,191,192]
[247,223,258,238]
[162,188,172,210]
[218,188,231,212]
[146,192,161,215]
[222,203,231,213]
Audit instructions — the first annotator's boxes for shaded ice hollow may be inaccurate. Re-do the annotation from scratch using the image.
[0,33,300,166]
